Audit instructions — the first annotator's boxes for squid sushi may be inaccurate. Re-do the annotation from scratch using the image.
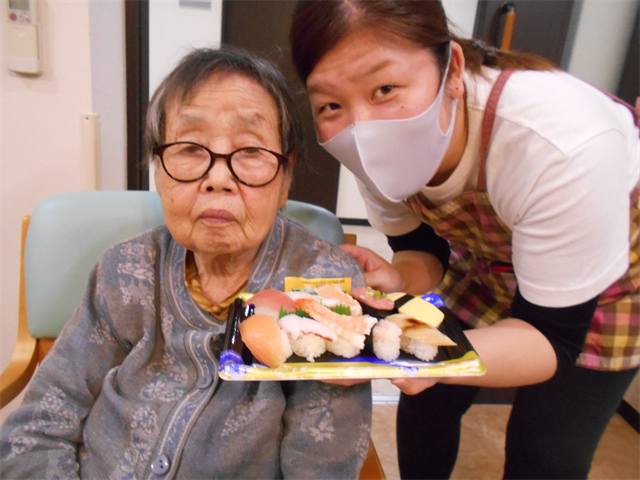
[238,314,292,368]
[278,313,336,362]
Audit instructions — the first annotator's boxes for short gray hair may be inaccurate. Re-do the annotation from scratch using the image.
[145,46,304,172]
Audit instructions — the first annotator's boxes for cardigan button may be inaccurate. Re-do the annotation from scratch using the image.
[195,373,213,389]
[150,454,171,476]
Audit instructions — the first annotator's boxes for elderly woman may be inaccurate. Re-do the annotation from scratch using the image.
[0,48,371,479]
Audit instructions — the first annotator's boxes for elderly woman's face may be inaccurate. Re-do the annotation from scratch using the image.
[155,73,290,258]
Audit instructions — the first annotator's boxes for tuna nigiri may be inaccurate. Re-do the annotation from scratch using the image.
[353,287,395,311]
[248,289,297,319]
[238,314,292,368]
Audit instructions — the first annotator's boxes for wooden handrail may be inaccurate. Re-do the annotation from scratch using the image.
[500,3,516,52]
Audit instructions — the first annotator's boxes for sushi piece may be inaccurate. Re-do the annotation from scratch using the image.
[315,285,363,315]
[294,299,377,349]
[290,333,327,362]
[400,337,438,362]
[278,314,337,341]
[326,336,361,358]
[386,313,456,362]
[286,290,342,309]
[278,313,336,362]
[372,319,403,362]
[353,287,395,312]
[238,314,292,368]
[249,289,296,319]
[386,314,456,346]
[397,296,444,328]
[285,291,322,303]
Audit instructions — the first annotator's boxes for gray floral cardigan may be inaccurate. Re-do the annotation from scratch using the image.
[0,215,372,479]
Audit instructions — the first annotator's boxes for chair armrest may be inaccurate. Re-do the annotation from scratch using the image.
[344,233,357,245]
[0,338,38,409]
[359,439,387,480]
[1,217,39,409]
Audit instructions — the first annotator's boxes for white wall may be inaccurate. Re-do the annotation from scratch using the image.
[149,0,223,95]
[567,0,638,93]
[1,0,92,367]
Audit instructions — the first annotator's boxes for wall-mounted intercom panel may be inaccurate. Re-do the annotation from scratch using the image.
[5,0,41,74]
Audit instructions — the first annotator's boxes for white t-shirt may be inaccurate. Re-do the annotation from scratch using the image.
[359,67,640,308]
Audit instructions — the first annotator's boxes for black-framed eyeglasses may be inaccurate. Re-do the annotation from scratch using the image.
[153,142,289,187]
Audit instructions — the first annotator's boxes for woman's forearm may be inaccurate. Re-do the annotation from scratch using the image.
[392,250,444,295]
[444,318,558,388]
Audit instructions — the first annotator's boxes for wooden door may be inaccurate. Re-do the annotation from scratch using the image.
[221,1,340,212]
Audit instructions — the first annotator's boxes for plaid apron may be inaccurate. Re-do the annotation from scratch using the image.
[406,69,640,371]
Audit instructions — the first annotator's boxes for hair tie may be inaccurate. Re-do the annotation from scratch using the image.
[472,40,499,58]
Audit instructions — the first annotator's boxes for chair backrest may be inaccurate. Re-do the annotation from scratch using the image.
[24,191,344,338]
[279,199,344,245]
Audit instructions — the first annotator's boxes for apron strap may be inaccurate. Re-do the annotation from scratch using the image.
[478,68,515,192]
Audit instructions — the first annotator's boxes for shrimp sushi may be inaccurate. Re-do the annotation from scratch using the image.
[238,314,292,368]
[293,298,376,349]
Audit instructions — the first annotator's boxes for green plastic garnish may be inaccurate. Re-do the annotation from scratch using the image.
[279,304,351,319]
[294,307,312,319]
[329,304,352,315]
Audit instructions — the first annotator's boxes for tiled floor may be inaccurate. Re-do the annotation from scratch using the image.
[371,402,640,480]
[344,225,640,479]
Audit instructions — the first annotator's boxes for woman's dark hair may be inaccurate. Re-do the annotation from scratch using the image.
[145,46,304,171]
[290,0,557,85]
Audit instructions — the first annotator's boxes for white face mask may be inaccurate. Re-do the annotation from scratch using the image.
[319,45,457,203]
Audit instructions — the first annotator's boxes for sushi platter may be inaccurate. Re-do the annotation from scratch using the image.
[218,285,486,381]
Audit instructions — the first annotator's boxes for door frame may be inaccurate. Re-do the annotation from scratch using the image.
[125,0,150,191]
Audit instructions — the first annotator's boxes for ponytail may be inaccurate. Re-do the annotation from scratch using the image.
[455,37,559,73]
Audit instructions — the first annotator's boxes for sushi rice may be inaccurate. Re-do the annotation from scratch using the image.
[326,336,361,358]
[400,336,438,362]
[289,333,327,362]
[372,319,402,362]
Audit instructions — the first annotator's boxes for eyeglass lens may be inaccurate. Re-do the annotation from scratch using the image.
[161,144,280,185]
